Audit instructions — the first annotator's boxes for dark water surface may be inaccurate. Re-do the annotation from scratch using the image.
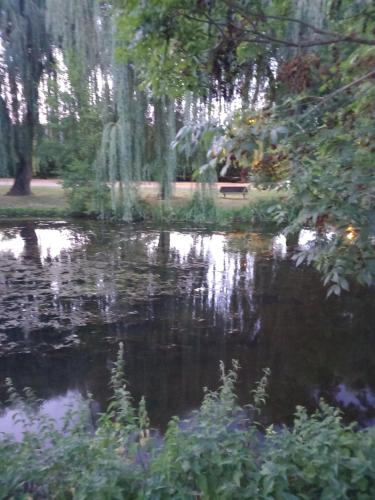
[0,219,374,435]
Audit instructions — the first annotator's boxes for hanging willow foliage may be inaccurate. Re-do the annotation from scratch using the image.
[46,0,99,73]
[153,96,178,201]
[92,16,181,217]
[45,0,107,113]
[45,0,179,219]
[94,37,150,221]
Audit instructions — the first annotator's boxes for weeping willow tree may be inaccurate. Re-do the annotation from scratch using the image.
[97,17,179,216]
[93,19,150,220]
[177,92,218,211]
[45,0,177,220]
[0,0,52,195]
[0,0,191,218]
[92,8,181,218]
[95,62,140,221]
[153,96,177,200]
[43,0,112,214]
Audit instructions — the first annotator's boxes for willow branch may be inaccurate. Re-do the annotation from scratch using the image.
[242,31,375,47]
[302,69,375,119]
[222,0,375,47]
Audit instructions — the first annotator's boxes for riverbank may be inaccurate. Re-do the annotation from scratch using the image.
[0,180,287,225]
[0,185,69,217]
[1,353,374,499]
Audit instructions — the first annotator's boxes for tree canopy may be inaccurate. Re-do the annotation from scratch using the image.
[114,0,375,293]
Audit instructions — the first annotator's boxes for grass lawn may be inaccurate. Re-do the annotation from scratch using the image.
[0,182,287,220]
[140,184,285,208]
[0,186,68,216]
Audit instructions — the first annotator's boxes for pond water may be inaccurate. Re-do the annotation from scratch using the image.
[0,220,374,436]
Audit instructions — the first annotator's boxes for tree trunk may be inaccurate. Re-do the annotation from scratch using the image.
[7,156,33,196]
[6,1,41,197]
[7,109,34,196]
[6,82,36,196]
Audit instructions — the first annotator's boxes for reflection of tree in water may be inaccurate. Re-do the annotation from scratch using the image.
[0,222,95,343]
[157,231,170,263]
[20,222,42,265]
[0,222,375,429]
[243,259,375,426]
[17,223,42,338]
[111,232,375,428]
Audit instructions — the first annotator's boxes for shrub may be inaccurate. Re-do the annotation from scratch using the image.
[0,346,374,499]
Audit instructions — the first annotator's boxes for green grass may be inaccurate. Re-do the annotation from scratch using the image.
[139,184,286,208]
[0,183,288,225]
[0,186,68,217]
[142,188,288,227]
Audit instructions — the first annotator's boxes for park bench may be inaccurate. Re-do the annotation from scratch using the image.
[219,185,248,198]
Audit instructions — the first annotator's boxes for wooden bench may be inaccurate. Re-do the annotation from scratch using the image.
[219,186,248,198]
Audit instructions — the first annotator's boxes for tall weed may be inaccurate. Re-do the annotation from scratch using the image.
[0,346,374,499]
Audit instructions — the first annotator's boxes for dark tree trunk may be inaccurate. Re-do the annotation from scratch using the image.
[7,109,34,196]
[7,156,33,196]
[6,1,43,197]
[5,72,32,196]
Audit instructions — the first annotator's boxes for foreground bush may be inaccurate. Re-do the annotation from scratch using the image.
[1,346,374,499]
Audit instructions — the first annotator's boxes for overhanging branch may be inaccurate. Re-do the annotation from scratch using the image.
[301,69,375,120]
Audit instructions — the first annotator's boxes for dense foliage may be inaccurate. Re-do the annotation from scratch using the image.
[115,0,375,293]
[1,345,375,499]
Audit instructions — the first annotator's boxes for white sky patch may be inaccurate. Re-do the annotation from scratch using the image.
[35,228,77,260]
[298,229,336,249]
[273,234,287,258]
[0,233,25,259]
[167,232,256,315]
[0,390,84,442]
[298,229,317,248]
[0,227,87,261]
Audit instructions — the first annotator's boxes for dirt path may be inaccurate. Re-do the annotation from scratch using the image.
[0,178,250,189]
[0,178,62,187]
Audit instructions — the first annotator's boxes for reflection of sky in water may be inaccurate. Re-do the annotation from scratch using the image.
[0,226,339,334]
[0,223,374,435]
[0,233,24,258]
[148,232,264,335]
[311,384,375,427]
[146,232,258,327]
[0,226,87,262]
[0,225,90,332]
[298,229,336,248]
[35,229,76,260]
[336,384,375,411]
[0,390,84,441]
[299,229,317,247]
[145,232,303,323]
[272,234,287,258]
[143,229,330,270]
